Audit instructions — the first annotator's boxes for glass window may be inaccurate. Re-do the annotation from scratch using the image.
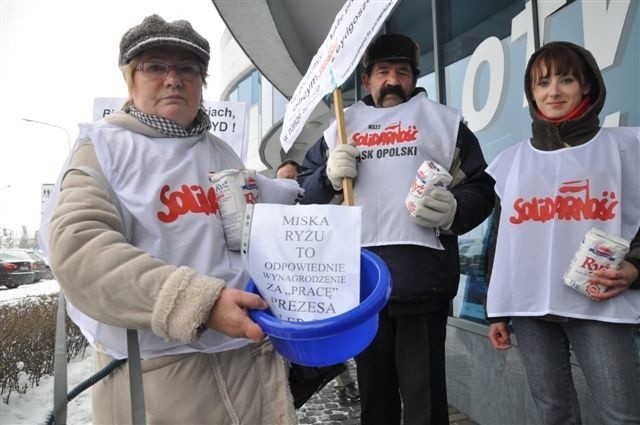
[388,0,435,77]
[228,88,238,102]
[416,73,437,103]
[440,0,524,66]
[441,0,525,324]
[273,90,288,125]
[251,71,260,105]
[545,2,639,127]
[237,77,251,104]
[227,70,261,106]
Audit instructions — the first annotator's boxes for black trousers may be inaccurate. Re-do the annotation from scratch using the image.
[355,302,450,425]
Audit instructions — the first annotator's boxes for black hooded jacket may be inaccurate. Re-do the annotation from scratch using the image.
[298,88,495,315]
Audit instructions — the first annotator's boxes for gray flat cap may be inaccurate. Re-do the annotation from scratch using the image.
[119,14,210,68]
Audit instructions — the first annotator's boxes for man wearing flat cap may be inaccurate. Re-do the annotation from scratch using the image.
[43,14,297,424]
[299,33,495,425]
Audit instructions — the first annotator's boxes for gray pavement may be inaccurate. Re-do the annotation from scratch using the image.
[296,360,478,425]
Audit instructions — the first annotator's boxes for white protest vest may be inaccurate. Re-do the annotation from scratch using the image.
[66,120,252,359]
[486,127,640,323]
[324,92,460,249]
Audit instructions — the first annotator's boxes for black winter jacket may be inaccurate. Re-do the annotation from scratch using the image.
[298,89,495,315]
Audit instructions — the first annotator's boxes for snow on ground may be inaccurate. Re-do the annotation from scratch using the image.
[0,279,60,304]
[1,279,95,425]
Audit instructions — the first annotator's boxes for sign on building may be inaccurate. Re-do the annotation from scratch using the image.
[41,183,54,218]
[92,97,250,163]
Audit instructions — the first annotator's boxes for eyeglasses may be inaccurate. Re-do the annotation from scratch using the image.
[136,61,202,80]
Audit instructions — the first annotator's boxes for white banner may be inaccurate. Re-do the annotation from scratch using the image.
[245,204,362,322]
[203,101,250,163]
[41,183,54,219]
[92,98,250,162]
[92,97,127,121]
[279,0,398,152]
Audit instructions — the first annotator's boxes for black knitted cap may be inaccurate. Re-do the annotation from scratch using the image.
[362,33,419,68]
[119,14,210,68]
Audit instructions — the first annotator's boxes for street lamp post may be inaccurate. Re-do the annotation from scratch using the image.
[22,118,71,152]
[20,119,70,244]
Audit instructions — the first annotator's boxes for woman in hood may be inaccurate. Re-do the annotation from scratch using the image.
[485,41,640,424]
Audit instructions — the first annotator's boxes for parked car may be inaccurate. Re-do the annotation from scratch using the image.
[0,252,35,289]
[24,250,54,281]
[0,249,53,282]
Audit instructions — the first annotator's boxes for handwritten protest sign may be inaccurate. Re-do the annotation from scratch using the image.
[244,204,361,322]
[92,97,250,162]
[92,97,127,121]
[203,100,249,162]
[279,0,398,152]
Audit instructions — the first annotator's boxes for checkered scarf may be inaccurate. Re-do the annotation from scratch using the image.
[124,105,211,137]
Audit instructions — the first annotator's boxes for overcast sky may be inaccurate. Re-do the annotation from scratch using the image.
[0,0,226,235]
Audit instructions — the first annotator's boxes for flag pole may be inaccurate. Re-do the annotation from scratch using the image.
[332,88,354,206]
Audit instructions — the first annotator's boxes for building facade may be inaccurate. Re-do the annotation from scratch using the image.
[213,1,639,423]
[216,28,290,173]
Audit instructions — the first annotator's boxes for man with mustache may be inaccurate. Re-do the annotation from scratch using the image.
[298,33,494,425]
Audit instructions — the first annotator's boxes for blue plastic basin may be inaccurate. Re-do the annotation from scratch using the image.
[246,249,391,366]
